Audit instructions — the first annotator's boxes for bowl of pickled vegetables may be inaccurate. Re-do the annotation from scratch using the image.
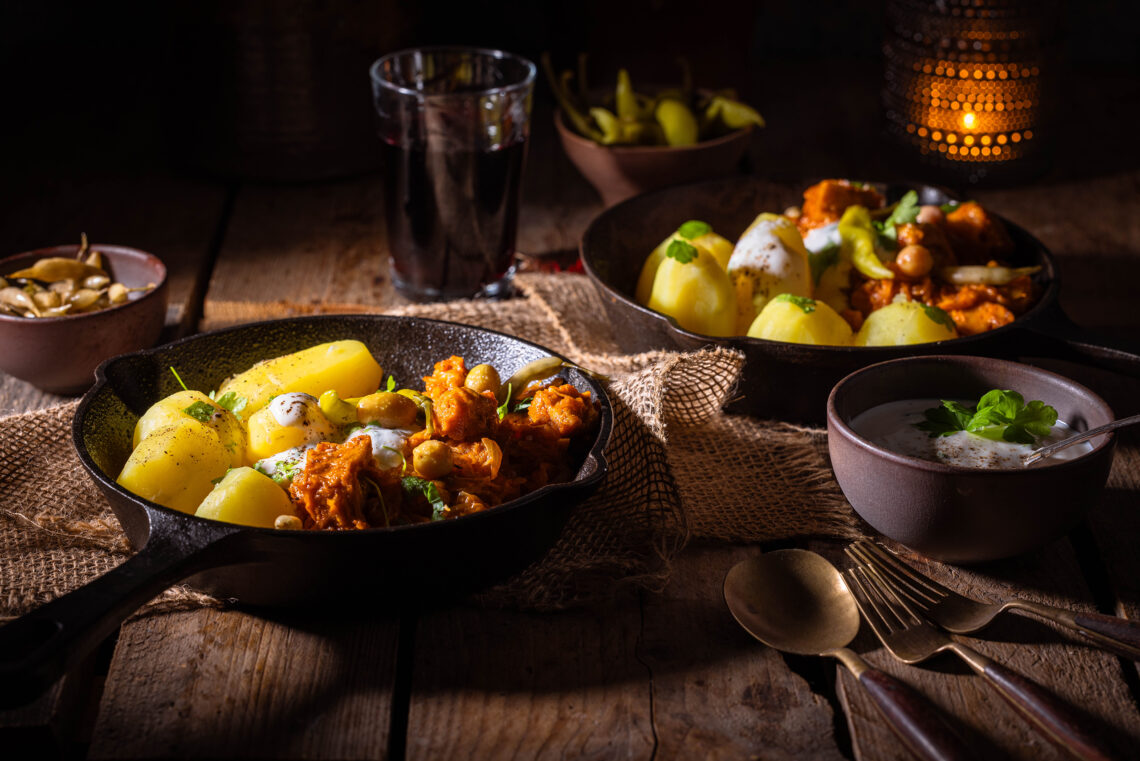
[0,237,167,394]
[544,54,764,206]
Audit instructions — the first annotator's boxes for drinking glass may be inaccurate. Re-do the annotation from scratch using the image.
[370,47,536,301]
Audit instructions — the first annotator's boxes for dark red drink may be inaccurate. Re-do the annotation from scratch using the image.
[380,138,525,301]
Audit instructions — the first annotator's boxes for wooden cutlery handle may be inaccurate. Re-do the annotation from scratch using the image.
[859,668,977,761]
[975,655,1117,761]
[1072,611,1140,660]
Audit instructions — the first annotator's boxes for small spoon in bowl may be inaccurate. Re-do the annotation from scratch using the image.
[724,549,976,761]
[1023,413,1140,465]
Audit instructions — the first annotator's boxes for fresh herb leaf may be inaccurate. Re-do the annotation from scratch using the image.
[170,366,189,392]
[914,389,1058,445]
[401,476,447,520]
[939,199,966,214]
[875,190,920,241]
[209,390,248,420]
[808,243,839,286]
[921,304,956,332]
[665,239,698,264]
[183,400,217,424]
[677,220,712,240]
[497,383,512,420]
[381,445,407,474]
[773,293,816,314]
[512,396,533,414]
[385,375,397,392]
[210,469,231,486]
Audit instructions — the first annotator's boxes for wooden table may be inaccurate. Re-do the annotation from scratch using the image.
[2,61,1140,760]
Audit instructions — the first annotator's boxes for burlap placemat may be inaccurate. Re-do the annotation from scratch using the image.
[0,273,859,619]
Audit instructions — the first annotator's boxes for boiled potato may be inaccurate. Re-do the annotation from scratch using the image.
[636,224,734,305]
[855,300,959,346]
[133,389,246,467]
[746,294,853,346]
[646,245,737,337]
[728,214,813,334]
[117,419,231,514]
[216,340,384,415]
[246,393,337,463]
[195,467,296,528]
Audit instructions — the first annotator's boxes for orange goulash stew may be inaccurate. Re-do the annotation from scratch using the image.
[115,343,601,531]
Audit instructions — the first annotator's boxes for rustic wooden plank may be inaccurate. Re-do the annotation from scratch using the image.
[834,540,1140,760]
[404,593,654,761]
[640,544,847,761]
[89,608,400,760]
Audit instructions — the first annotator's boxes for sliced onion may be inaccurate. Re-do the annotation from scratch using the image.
[938,265,1042,286]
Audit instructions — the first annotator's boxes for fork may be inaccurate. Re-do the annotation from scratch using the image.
[849,540,1140,661]
[844,562,1118,761]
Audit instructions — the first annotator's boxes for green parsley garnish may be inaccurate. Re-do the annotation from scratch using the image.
[385,375,397,392]
[873,190,920,242]
[921,304,956,332]
[512,396,533,414]
[170,366,189,391]
[183,400,218,424]
[665,239,698,264]
[497,383,512,420]
[677,220,712,240]
[939,199,972,214]
[915,389,1058,445]
[209,390,248,420]
[401,476,448,520]
[773,293,816,314]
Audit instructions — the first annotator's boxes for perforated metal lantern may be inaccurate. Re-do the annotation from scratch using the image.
[883,0,1060,184]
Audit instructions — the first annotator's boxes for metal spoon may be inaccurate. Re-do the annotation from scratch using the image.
[724,549,976,761]
[1023,413,1140,465]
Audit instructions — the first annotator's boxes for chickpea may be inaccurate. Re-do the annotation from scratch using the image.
[464,363,501,396]
[413,440,453,479]
[274,514,303,530]
[915,205,945,225]
[356,391,419,428]
[896,245,934,279]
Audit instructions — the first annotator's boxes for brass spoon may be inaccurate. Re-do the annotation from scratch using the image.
[724,549,976,761]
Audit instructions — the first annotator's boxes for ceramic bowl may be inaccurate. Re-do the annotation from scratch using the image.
[0,244,168,394]
[826,355,1116,563]
[554,111,753,207]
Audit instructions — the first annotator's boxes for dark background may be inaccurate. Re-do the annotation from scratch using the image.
[0,0,1137,188]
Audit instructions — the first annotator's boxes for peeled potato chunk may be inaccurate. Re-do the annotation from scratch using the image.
[646,246,737,337]
[747,294,853,346]
[855,300,959,346]
[216,340,384,415]
[728,213,813,334]
[195,467,296,528]
[246,393,337,463]
[117,419,231,514]
[636,227,734,305]
[133,389,247,467]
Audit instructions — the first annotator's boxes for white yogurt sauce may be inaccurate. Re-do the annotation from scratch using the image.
[269,392,321,427]
[803,222,841,254]
[254,444,315,484]
[347,426,411,471]
[850,399,1093,469]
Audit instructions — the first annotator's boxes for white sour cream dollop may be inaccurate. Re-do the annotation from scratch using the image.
[347,426,411,471]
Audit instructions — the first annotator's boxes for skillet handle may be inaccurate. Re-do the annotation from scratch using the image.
[1021,306,1140,379]
[0,511,239,708]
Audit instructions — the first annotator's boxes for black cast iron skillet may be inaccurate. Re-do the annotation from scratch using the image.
[582,176,1140,423]
[0,315,612,708]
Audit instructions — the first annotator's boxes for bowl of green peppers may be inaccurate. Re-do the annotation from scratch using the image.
[543,54,764,206]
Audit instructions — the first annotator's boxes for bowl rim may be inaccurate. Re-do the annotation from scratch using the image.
[554,108,753,154]
[825,354,1116,475]
[73,312,614,538]
[578,175,1061,354]
[0,243,168,325]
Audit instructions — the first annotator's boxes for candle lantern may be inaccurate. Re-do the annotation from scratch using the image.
[883,0,1061,184]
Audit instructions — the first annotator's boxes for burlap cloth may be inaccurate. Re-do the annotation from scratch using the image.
[0,273,861,619]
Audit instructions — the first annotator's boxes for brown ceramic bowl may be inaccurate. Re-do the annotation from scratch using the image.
[826,355,1116,563]
[0,244,168,394]
[555,111,754,207]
